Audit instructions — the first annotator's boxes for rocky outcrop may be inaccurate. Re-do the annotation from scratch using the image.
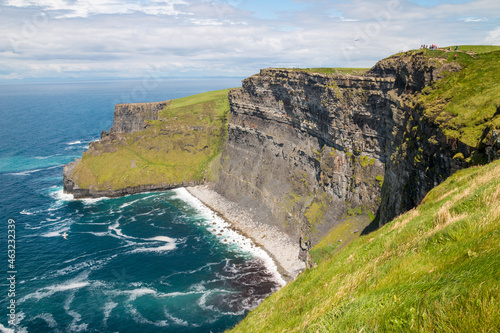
[211,69,396,245]
[210,51,486,249]
[63,50,498,268]
[107,101,168,134]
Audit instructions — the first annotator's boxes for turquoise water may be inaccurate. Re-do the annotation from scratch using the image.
[0,79,283,332]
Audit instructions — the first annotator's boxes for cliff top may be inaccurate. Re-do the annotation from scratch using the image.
[67,89,231,193]
[270,67,369,76]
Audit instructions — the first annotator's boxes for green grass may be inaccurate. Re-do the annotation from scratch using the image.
[417,49,500,148]
[71,89,231,191]
[448,45,500,54]
[275,67,369,76]
[228,159,500,332]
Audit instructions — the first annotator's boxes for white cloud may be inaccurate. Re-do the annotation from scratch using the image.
[464,17,485,22]
[3,0,188,18]
[0,0,499,80]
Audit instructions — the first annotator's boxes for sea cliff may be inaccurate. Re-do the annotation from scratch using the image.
[63,48,500,267]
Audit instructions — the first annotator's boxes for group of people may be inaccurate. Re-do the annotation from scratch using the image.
[420,44,459,59]
[421,44,439,50]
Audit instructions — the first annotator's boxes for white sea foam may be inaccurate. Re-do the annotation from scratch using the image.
[124,287,156,301]
[103,302,118,325]
[172,188,286,286]
[81,196,109,205]
[148,236,176,243]
[132,236,177,253]
[8,164,64,176]
[108,220,134,239]
[35,154,62,160]
[19,280,90,303]
[48,187,74,204]
[164,310,189,326]
[119,196,148,209]
[41,230,68,237]
[128,306,169,327]
[67,140,82,145]
[0,323,14,333]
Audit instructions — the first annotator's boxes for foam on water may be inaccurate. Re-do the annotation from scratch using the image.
[172,188,286,286]
[20,280,90,303]
[103,302,118,325]
[123,287,156,301]
[32,313,58,328]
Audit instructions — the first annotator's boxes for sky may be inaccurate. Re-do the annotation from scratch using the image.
[0,0,499,81]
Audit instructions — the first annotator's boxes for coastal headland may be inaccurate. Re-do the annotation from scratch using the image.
[63,47,500,331]
[64,46,500,271]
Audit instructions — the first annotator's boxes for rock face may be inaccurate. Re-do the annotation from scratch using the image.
[210,51,483,248]
[108,101,168,134]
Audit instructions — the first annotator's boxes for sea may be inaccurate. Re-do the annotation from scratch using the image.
[0,78,284,333]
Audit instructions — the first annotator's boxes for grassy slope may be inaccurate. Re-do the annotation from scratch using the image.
[274,67,370,76]
[72,89,231,191]
[417,47,500,148]
[230,159,500,332]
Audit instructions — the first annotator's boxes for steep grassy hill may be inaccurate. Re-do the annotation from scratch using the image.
[229,159,500,332]
[70,89,230,191]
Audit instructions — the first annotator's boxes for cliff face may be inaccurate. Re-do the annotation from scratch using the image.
[108,101,168,134]
[211,69,395,248]
[210,51,491,249]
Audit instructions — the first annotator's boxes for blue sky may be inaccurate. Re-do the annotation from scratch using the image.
[0,0,498,81]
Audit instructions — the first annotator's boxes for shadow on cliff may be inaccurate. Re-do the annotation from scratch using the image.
[360,214,380,236]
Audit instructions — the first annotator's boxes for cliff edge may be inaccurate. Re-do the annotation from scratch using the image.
[209,48,500,256]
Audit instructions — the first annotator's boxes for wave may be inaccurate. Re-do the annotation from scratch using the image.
[8,164,63,176]
[173,188,286,286]
[40,229,69,237]
[131,236,177,253]
[119,196,149,209]
[50,187,74,202]
[35,154,62,160]
[123,287,156,301]
[164,310,189,327]
[19,279,89,303]
[67,140,82,145]
[128,306,169,327]
[0,323,15,333]
[103,302,118,326]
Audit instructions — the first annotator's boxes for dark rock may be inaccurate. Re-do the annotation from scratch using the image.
[109,101,168,134]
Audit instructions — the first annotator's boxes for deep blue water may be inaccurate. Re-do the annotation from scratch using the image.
[0,79,283,332]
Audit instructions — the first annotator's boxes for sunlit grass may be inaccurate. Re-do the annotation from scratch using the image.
[71,89,231,191]
[418,50,500,148]
[229,159,500,332]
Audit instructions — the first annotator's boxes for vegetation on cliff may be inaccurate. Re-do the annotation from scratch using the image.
[417,46,500,148]
[228,159,500,332]
[70,89,230,191]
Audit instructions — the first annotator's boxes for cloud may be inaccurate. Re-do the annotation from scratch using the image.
[463,17,485,22]
[0,0,499,80]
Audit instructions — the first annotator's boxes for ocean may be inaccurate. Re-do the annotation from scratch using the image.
[0,78,284,332]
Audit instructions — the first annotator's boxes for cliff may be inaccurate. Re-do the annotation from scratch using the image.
[108,101,167,134]
[63,90,231,198]
[209,48,500,255]
[63,47,500,266]
[230,157,500,332]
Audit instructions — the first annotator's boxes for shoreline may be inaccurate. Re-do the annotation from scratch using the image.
[185,185,305,281]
